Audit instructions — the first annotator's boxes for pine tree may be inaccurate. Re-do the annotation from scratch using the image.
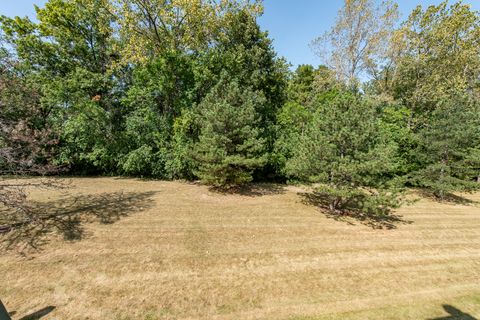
[410,95,480,199]
[191,75,266,187]
[286,93,401,215]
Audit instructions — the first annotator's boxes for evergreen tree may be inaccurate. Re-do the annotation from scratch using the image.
[286,93,401,215]
[191,75,266,187]
[286,64,318,106]
[273,65,343,177]
[272,101,312,177]
[194,9,288,180]
[410,95,480,199]
[377,103,419,177]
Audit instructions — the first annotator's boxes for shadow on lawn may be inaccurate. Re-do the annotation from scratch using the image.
[418,190,479,206]
[300,192,412,230]
[428,304,477,320]
[0,191,157,252]
[209,183,286,197]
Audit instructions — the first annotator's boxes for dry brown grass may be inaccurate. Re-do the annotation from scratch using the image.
[1,177,480,320]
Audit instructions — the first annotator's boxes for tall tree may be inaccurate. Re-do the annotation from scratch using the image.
[0,51,58,175]
[119,52,196,177]
[286,93,401,215]
[191,74,266,187]
[196,7,287,123]
[193,7,288,179]
[410,95,480,199]
[114,0,263,62]
[387,1,480,115]
[273,64,347,178]
[0,51,63,253]
[286,64,318,106]
[1,0,123,173]
[312,0,398,86]
[1,0,115,74]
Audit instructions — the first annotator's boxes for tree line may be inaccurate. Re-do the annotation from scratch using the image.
[1,0,480,216]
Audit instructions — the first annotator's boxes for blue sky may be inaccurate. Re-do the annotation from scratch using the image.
[1,0,480,67]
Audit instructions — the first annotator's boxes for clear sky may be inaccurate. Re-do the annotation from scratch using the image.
[1,0,480,68]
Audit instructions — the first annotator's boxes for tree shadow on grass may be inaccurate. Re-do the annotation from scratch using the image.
[299,192,412,230]
[208,183,286,197]
[0,191,157,252]
[428,304,477,320]
[417,189,479,206]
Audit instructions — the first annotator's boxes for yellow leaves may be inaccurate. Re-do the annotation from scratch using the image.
[35,0,114,39]
[386,1,480,112]
[114,0,262,64]
[312,0,399,84]
[18,0,264,68]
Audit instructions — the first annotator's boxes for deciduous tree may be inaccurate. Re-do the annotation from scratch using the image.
[311,0,398,86]
[388,1,480,115]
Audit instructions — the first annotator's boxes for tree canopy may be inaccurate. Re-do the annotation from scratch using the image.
[1,0,479,220]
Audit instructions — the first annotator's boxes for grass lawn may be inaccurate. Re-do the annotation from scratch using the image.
[1,177,480,319]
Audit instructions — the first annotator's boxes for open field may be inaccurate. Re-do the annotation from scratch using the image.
[1,177,480,319]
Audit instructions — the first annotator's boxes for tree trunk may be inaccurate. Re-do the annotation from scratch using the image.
[439,157,447,200]
[329,196,343,212]
[329,202,335,211]
[0,300,11,320]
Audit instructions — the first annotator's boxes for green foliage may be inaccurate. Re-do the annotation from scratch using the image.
[389,1,480,114]
[272,65,343,178]
[46,67,118,172]
[121,146,158,177]
[1,0,121,174]
[120,106,170,176]
[113,0,263,62]
[165,109,198,180]
[191,75,266,187]
[272,101,312,176]
[464,148,480,183]
[1,0,115,74]
[410,95,480,198]
[378,103,419,176]
[308,185,404,218]
[286,64,317,105]
[124,53,195,119]
[2,0,480,217]
[0,52,58,173]
[366,0,480,201]
[195,8,288,139]
[118,53,197,178]
[188,8,288,180]
[286,93,401,213]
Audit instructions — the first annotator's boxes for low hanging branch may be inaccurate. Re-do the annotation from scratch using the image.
[0,59,65,250]
[0,120,65,243]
